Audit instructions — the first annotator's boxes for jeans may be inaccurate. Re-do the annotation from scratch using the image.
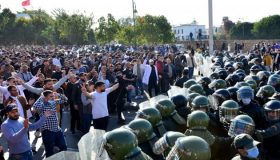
[9,150,33,160]
[176,69,182,78]
[126,83,132,103]
[83,114,93,134]
[42,130,67,158]
[189,67,194,79]
[135,79,144,96]
[265,66,270,72]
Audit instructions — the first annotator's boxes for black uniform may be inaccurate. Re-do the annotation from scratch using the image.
[174,76,189,88]
[239,101,268,130]
[204,86,214,96]
[259,121,280,159]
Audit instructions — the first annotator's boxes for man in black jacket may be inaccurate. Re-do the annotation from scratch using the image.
[33,59,49,77]
[71,72,87,133]
[175,69,189,88]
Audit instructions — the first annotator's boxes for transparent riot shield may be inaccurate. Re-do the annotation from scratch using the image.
[46,151,80,160]
[139,100,152,109]
[168,86,183,98]
[149,95,169,107]
[78,129,109,160]
[208,95,218,111]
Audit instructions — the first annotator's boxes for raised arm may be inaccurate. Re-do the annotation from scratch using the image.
[18,78,42,95]
[81,83,93,99]
[1,123,27,143]
[109,83,119,93]
[53,71,69,90]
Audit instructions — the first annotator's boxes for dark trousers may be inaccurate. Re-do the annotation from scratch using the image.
[70,103,80,132]
[9,150,32,160]
[176,69,182,78]
[108,91,117,114]
[158,77,165,93]
[148,81,158,97]
[77,103,84,131]
[35,113,40,132]
[116,98,125,121]
[42,130,67,158]
[272,63,279,72]
[83,114,93,134]
[189,67,194,79]
[93,116,109,131]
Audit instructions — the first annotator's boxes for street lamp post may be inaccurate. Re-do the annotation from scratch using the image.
[208,0,214,55]
[132,0,137,49]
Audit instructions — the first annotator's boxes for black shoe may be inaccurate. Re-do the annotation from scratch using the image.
[119,118,126,122]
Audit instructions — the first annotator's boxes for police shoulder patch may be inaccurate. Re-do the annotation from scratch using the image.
[271,125,277,131]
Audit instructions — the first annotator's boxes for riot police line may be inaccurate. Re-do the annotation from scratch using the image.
[50,50,280,160]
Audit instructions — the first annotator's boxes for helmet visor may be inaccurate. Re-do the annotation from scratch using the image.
[237,89,254,101]
[166,138,190,160]
[208,80,217,88]
[97,133,111,157]
[221,107,240,122]
[152,133,170,155]
[256,87,264,98]
[228,119,255,137]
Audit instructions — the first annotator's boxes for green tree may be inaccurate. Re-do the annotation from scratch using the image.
[14,18,35,44]
[136,14,175,44]
[118,17,133,27]
[106,14,120,43]
[0,8,16,44]
[41,26,55,44]
[118,26,134,44]
[229,22,254,40]
[95,14,120,44]
[252,15,280,39]
[95,16,107,44]
[56,10,94,45]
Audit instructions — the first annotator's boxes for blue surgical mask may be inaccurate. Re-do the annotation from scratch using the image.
[242,98,251,105]
[48,100,55,104]
[246,146,259,158]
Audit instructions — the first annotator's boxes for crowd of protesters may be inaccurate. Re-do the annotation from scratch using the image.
[0,44,194,159]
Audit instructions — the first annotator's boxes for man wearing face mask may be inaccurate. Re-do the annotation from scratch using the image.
[258,100,280,159]
[232,134,261,160]
[236,86,268,130]
[33,90,68,158]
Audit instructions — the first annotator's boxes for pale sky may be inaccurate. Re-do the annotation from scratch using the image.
[1,0,279,28]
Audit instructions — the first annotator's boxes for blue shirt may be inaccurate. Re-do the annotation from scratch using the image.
[1,116,47,154]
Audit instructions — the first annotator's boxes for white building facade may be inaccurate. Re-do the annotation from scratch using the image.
[172,24,207,41]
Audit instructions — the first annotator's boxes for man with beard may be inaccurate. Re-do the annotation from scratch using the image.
[71,72,87,132]
[19,71,70,95]
[81,81,119,130]
[44,58,57,78]
[1,103,53,160]
[0,59,15,80]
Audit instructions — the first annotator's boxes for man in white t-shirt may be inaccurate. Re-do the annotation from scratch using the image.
[81,81,119,130]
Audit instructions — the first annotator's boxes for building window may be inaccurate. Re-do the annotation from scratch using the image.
[174,30,176,34]
[182,36,184,41]
[178,30,180,34]
[178,36,180,41]
[182,29,183,34]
